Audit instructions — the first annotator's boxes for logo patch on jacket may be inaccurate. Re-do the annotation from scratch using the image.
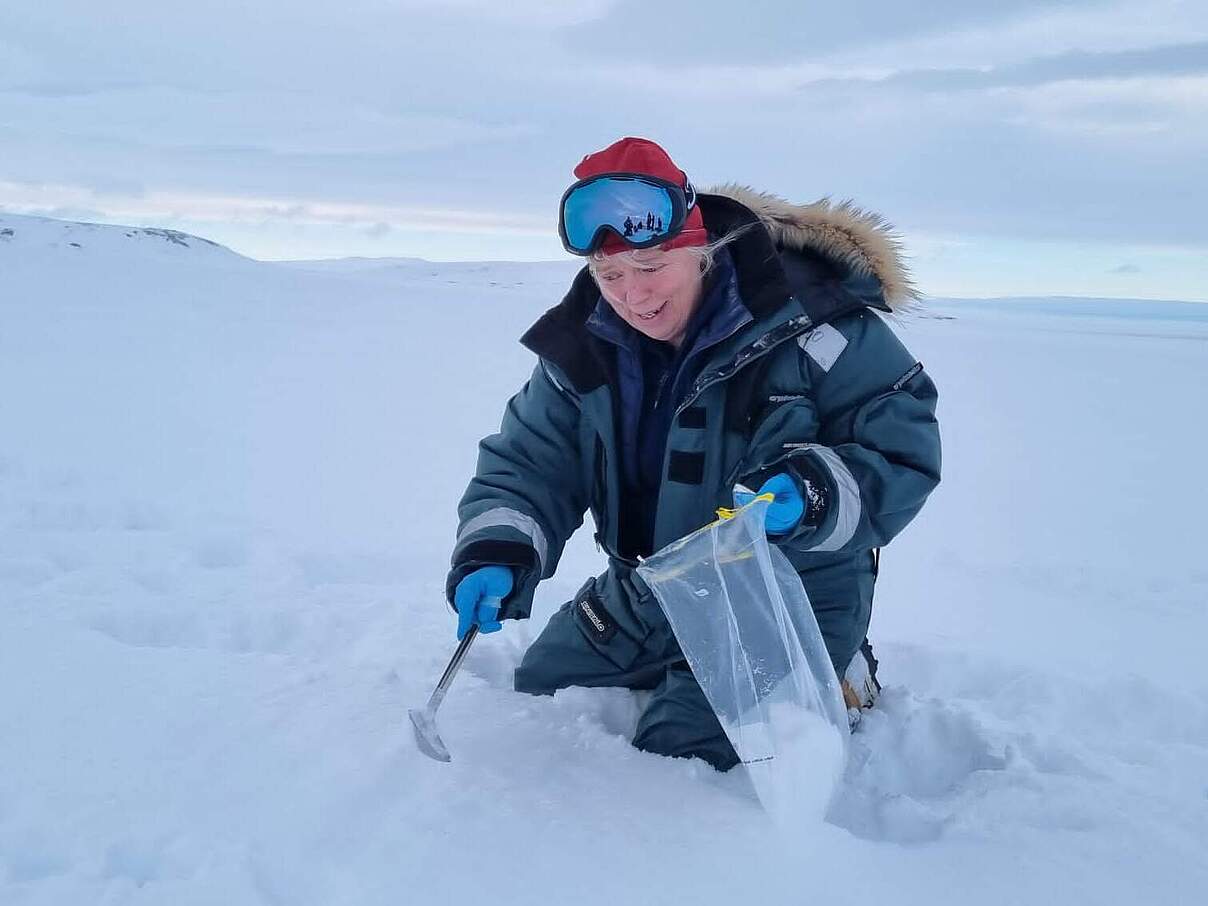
[798,324,848,372]
[893,361,924,391]
[576,594,618,643]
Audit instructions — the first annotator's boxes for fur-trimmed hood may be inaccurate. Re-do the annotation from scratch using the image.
[706,184,918,311]
[522,184,918,392]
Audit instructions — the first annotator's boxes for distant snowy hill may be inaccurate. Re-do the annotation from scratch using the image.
[2,214,1206,905]
[0,211,246,262]
[930,294,1208,325]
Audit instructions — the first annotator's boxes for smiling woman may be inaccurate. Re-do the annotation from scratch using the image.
[589,248,706,347]
[443,136,942,771]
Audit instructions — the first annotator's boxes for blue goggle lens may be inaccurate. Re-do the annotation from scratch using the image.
[560,176,682,254]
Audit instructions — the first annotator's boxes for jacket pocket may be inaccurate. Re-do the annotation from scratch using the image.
[570,577,648,672]
[725,397,819,487]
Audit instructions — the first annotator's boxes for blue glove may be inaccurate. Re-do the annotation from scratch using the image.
[733,473,805,535]
[454,566,514,640]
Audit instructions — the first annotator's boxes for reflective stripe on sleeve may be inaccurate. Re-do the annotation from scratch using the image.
[456,507,549,572]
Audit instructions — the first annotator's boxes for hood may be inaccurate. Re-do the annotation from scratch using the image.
[706,184,919,312]
[523,184,917,393]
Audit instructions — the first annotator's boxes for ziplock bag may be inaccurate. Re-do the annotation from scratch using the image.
[636,497,848,820]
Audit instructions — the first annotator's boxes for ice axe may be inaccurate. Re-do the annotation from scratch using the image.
[408,616,489,762]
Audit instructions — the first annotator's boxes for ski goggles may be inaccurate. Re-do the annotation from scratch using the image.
[558,173,697,256]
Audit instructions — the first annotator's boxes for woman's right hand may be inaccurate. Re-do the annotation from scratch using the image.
[454,566,514,640]
[733,472,806,535]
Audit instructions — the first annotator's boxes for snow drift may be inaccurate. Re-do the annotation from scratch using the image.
[2,212,1207,905]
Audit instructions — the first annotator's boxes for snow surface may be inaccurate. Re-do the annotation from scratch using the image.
[2,211,1207,905]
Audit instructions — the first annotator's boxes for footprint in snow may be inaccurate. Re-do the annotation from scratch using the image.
[831,690,1096,850]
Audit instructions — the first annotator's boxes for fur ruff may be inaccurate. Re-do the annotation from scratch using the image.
[707,183,919,311]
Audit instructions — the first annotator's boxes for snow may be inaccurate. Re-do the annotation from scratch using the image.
[2,211,1207,904]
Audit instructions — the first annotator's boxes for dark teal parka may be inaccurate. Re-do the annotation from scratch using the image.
[447,186,941,673]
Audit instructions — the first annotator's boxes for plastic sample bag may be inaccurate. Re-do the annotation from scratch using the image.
[636,497,848,821]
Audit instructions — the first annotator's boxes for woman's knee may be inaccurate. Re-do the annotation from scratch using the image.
[631,669,740,771]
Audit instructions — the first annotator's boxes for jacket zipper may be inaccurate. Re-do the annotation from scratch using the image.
[643,314,814,545]
[593,434,609,553]
[674,314,813,420]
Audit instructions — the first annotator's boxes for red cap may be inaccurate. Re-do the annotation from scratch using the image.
[573,136,708,255]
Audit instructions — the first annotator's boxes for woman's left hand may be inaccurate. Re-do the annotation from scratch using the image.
[733,473,804,535]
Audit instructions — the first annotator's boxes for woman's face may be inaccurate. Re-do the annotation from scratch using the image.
[594,248,705,348]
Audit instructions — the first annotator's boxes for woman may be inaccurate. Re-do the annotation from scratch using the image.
[446,137,941,771]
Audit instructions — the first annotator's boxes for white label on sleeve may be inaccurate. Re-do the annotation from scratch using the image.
[797,323,848,372]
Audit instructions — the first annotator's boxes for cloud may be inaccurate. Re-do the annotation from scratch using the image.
[562,0,1208,85]
[403,0,617,26]
[0,37,41,84]
[544,2,1208,107]
[817,0,1208,74]
[990,74,1208,136]
[563,0,1067,65]
[0,180,552,237]
[883,41,1208,92]
[0,87,534,156]
[572,59,890,100]
[0,3,616,99]
[1,0,1206,291]
[1112,263,1142,273]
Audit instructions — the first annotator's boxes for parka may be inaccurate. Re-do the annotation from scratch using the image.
[446,185,941,689]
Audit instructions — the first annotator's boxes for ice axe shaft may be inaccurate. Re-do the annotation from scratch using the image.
[408,625,480,762]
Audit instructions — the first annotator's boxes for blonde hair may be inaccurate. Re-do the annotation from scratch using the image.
[587,225,755,279]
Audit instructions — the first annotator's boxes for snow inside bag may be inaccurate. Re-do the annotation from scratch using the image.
[636,497,848,820]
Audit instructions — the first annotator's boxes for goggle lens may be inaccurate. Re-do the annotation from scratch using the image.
[560,176,686,255]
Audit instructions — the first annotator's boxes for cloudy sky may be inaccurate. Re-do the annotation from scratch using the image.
[2,0,1206,299]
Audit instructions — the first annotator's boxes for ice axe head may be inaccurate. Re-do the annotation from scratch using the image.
[408,623,483,762]
[408,706,451,762]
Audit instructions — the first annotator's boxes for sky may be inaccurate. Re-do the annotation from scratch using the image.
[2,0,1206,299]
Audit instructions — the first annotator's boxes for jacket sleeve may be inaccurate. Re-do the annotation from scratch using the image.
[774,310,941,554]
[446,360,589,620]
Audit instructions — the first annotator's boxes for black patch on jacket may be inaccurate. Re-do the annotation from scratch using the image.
[678,406,707,429]
[668,450,705,485]
[574,586,618,643]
